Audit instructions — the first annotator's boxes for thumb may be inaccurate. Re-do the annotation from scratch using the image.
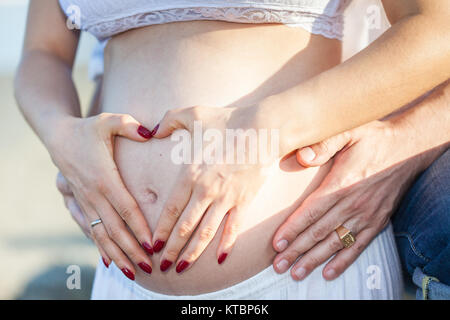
[101,113,154,142]
[296,131,352,167]
[151,107,195,139]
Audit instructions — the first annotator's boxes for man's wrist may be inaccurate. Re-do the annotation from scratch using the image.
[387,116,448,173]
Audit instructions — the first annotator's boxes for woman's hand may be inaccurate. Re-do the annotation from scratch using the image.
[50,113,156,279]
[272,120,432,281]
[151,106,277,273]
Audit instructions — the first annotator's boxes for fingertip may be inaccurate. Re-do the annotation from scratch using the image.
[296,147,317,167]
[152,123,172,139]
[142,242,154,256]
[153,239,165,253]
[323,267,338,281]
[137,125,153,140]
[274,257,289,274]
[276,239,289,252]
[176,259,190,273]
[102,257,110,268]
[218,252,228,265]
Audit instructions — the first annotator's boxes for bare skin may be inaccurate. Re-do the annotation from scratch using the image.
[58,80,450,283]
[273,80,450,281]
[15,0,449,294]
[149,0,450,273]
[96,22,340,293]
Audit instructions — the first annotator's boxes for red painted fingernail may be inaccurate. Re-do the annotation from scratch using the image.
[102,257,109,268]
[142,242,154,255]
[150,124,160,136]
[218,252,228,265]
[138,262,153,274]
[176,260,190,273]
[153,240,165,253]
[121,268,135,281]
[160,259,173,272]
[138,125,152,139]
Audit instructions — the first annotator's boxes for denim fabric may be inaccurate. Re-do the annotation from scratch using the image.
[413,267,450,300]
[393,148,450,299]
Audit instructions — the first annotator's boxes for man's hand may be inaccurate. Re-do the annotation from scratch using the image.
[56,172,91,239]
[272,120,440,281]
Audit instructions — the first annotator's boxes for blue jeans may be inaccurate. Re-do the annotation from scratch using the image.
[393,148,450,300]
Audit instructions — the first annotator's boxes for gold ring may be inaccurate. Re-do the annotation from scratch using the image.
[336,226,356,248]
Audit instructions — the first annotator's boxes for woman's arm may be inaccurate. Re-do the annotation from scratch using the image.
[14,0,82,147]
[15,0,155,279]
[255,0,450,154]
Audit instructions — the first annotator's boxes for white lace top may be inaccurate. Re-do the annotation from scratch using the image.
[59,0,351,41]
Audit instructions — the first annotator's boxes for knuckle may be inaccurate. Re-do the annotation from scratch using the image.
[359,212,372,225]
[95,179,108,194]
[196,183,213,199]
[317,140,330,155]
[224,223,240,238]
[304,207,319,226]
[351,241,365,254]
[198,226,215,242]
[281,225,298,241]
[95,113,110,125]
[184,252,198,262]
[305,255,321,268]
[119,114,132,126]
[164,109,174,119]
[329,238,343,252]
[165,204,181,220]
[92,227,107,242]
[107,225,123,240]
[177,221,194,238]
[156,227,170,240]
[189,106,202,119]
[283,249,301,263]
[165,248,180,260]
[341,130,352,143]
[310,225,327,242]
[118,206,135,221]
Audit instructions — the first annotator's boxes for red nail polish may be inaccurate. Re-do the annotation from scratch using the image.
[121,268,135,281]
[176,260,190,273]
[138,125,152,139]
[153,240,165,253]
[218,253,228,265]
[142,242,154,255]
[138,262,152,274]
[151,124,160,136]
[160,259,173,272]
[102,257,109,268]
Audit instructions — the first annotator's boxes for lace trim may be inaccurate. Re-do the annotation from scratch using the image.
[86,7,344,41]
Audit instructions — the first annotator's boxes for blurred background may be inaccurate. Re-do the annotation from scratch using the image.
[0,0,394,300]
[0,0,98,299]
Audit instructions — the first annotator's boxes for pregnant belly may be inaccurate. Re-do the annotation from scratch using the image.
[100,21,341,295]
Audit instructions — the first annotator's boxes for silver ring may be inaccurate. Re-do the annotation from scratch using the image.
[90,219,102,228]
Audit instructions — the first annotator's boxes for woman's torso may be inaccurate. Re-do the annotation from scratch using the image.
[99,20,342,295]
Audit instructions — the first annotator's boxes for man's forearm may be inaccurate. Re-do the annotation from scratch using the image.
[388,80,450,170]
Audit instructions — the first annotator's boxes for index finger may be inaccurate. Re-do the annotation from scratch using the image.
[272,188,337,252]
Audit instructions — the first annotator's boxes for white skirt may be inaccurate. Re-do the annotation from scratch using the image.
[91,223,403,300]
